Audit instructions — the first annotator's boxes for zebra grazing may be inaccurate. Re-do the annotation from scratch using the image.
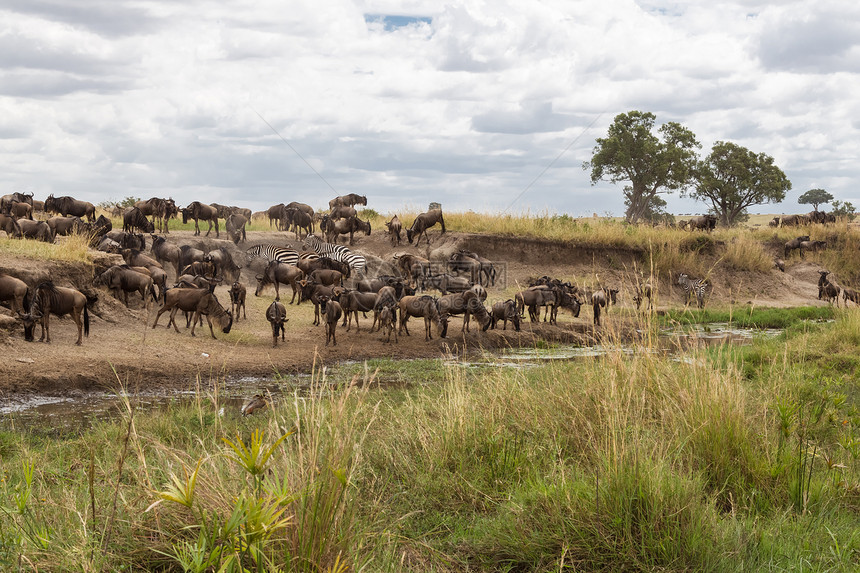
[678,273,709,309]
[302,234,367,277]
[245,244,299,266]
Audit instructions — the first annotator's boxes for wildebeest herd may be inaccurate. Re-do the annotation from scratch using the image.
[0,192,853,348]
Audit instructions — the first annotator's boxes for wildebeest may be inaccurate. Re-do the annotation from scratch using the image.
[842,287,860,307]
[181,201,219,237]
[378,304,398,343]
[686,214,717,232]
[122,248,168,301]
[15,218,55,242]
[107,230,146,251]
[325,216,371,246]
[768,217,780,228]
[255,261,304,303]
[19,282,89,345]
[329,193,367,209]
[205,247,242,283]
[0,213,21,237]
[268,203,286,230]
[453,250,496,286]
[297,254,351,278]
[297,281,345,326]
[230,281,247,319]
[0,273,30,314]
[438,290,491,332]
[135,197,178,232]
[329,205,357,221]
[152,289,233,338]
[0,192,33,213]
[515,286,560,324]
[93,265,157,308]
[385,215,402,246]
[591,287,618,326]
[395,253,432,287]
[4,201,32,219]
[490,299,521,331]
[633,282,654,310]
[226,214,248,245]
[181,261,216,279]
[178,245,206,273]
[318,295,343,346]
[799,240,826,258]
[123,207,155,234]
[309,269,344,288]
[423,273,471,295]
[398,295,448,341]
[818,271,840,306]
[97,236,122,253]
[284,208,313,240]
[46,216,82,237]
[780,214,810,227]
[784,235,810,258]
[338,290,379,332]
[406,208,446,245]
[150,235,182,277]
[774,259,785,273]
[266,300,288,347]
[44,194,96,222]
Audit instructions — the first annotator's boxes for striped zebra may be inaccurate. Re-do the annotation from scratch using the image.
[678,273,708,309]
[302,234,367,276]
[245,244,299,266]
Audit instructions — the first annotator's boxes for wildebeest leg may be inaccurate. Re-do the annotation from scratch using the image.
[168,307,183,333]
[313,303,320,326]
[73,308,83,345]
[40,315,50,343]
[152,303,171,328]
[214,220,219,238]
[399,314,410,336]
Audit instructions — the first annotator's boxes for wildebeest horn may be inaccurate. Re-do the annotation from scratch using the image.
[255,274,263,280]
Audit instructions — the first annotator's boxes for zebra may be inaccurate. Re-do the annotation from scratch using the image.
[302,234,367,276]
[245,244,299,266]
[678,273,708,309]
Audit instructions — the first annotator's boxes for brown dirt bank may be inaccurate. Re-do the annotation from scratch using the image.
[0,228,826,398]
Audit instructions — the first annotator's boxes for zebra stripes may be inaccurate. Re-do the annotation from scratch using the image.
[245,244,299,266]
[302,234,367,275]
[678,273,708,309]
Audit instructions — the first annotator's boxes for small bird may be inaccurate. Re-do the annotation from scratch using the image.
[241,394,268,416]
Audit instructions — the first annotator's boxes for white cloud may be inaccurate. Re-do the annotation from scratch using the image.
[0,0,858,217]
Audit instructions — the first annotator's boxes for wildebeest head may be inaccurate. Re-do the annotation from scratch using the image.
[18,311,36,341]
[406,228,414,244]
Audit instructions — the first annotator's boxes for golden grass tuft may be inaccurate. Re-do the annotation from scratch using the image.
[0,234,92,264]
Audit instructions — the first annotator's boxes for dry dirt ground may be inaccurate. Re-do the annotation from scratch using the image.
[0,227,830,398]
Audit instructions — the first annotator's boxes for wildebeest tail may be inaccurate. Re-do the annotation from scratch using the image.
[150,283,158,302]
[23,287,31,311]
[84,306,90,337]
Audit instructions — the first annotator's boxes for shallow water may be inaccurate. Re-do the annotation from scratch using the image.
[0,323,782,431]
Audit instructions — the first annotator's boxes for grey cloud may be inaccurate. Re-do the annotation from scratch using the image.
[0,32,132,77]
[0,71,129,97]
[3,0,163,38]
[471,102,576,134]
[757,14,860,73]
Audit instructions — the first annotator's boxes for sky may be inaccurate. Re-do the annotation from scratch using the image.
[2,0,859,218]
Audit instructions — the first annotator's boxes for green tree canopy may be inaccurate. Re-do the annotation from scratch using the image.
[585,110,700,224]
[797,188,834,211]
[830,199,856,221]
[688,141,791,227]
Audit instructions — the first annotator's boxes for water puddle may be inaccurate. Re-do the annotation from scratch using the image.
[0,322,784,429]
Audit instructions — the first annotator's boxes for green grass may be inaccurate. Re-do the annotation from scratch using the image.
[2,310,860,571]
[662,305,837,329]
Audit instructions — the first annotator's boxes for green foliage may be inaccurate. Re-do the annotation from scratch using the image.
[690,141,791,227]
[97,196,140,210]
[585,110,700,224]
[831,199,857,221]
[662,305,835,329]
[798,188,834,211]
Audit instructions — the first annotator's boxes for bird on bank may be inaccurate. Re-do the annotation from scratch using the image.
[241,394,268,416]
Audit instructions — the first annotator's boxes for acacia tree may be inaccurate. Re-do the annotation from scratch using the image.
[688,141,791,227]
[798,188,834,212]
[585,110,700,224]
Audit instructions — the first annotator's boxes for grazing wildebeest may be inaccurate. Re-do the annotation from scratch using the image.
[229,281,247,320]
[107,230,145,250]
[226,214,248,245]
[266,300,288,347]
[591,288,618,326]
[406,208,446,245]
[255,261,304,303]
[490,299,521,331]
[438,290,491,332]
[44,194,96,222]
[123,207,155,234]
[842,287,860,307]
[784,235,810,258]
[318,295,343,346]
[678,274,709,309]
[385,215,402,246]
[0,273,30,314]
[93,265,157,308]
[152,289,233,338]
[686,214,717,232]
[181,201,219,237]
[799,240,826,258]
[150,235,182,277]
[378,305,398,343]
[329,193,367,209]
[206,247,241,283]
[19,282,89,345]
[338,289,378,331]
[398,295,448,341]
[818,271,840,306]
[15,218,55,242]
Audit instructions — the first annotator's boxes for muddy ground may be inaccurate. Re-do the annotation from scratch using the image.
[0,227,829,397]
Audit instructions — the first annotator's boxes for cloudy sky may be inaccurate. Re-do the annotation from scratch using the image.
[2,0,858,217]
